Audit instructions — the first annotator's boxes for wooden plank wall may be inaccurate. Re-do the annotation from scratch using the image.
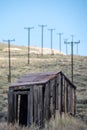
[8,90,14,123]
[8,72,76,127]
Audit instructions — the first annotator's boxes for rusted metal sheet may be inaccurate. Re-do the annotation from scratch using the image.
[9,72,59,89]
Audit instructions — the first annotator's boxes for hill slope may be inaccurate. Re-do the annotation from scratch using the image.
[0,43,87,123]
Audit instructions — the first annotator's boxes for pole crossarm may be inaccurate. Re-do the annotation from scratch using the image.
[24,27,34,30]
[74,40,80,44]
[38,25,47,27]
[3,39,15,42]
[64,41,71,44]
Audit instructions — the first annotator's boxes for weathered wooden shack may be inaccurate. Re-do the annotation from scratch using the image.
[8,71,76,127]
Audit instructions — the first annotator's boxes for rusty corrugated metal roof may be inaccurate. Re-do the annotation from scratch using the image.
[9,71,59,89]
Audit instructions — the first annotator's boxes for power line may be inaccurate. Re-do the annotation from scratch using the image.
[3,39,15,83]
[38,24,47,55]
[57,33,63,53]
[48,28,55,55]
[24,27,34,64]
[74,40,80,55]
[64,39,69,55]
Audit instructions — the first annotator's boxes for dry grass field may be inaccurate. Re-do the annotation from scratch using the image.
[0,43,87,129]
[0,115,87,130]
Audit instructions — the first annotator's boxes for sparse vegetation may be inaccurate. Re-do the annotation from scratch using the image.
[0,43,87,128]
[0,115,87,130]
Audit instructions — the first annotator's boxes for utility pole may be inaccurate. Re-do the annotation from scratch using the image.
[57,33,63,53]
[64,35,74,83]
[38,25,47,55]
[64,35,80,83]
[64,39,68,55]
[75,40,80,55]
[24,27,34,64]
[48,28,55,55]
[71,35,74,83]
[3,39,15,83]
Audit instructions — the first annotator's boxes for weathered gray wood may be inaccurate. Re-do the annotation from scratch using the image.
[38,86,40,126]
[14,93,18,122]
[64,80,67,113]
[62,75,65,112]
[27,86,34,126]
[70,87,72,114]
[8,71,76,126]
[44,82,50,120]
[48,82,50,119]
[14,91,28,95]
[55,76,59,110]
[42,85,45,127]
[71,88,74,115]
[43,86,45,120]
[66,83,68,112]
[27,91,30,126]
[33,86,38,124]
[8,90,14,123]
[58,73,61,114]
[74,89,76,115]
[29,86,34,124]
[60,73,63,116]
[60,72,76,89]
[38,86,43,127]
[50,80,53,117]
[53,79,56,117]
[27,88,33,126]
[68,85,70,113]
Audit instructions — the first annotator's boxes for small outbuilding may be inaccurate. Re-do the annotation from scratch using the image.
[8,71,76,127]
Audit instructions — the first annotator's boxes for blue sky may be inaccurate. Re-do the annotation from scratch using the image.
[0,0,87,56]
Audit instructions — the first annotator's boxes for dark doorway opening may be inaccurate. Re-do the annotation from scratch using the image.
[19,94,28,126]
